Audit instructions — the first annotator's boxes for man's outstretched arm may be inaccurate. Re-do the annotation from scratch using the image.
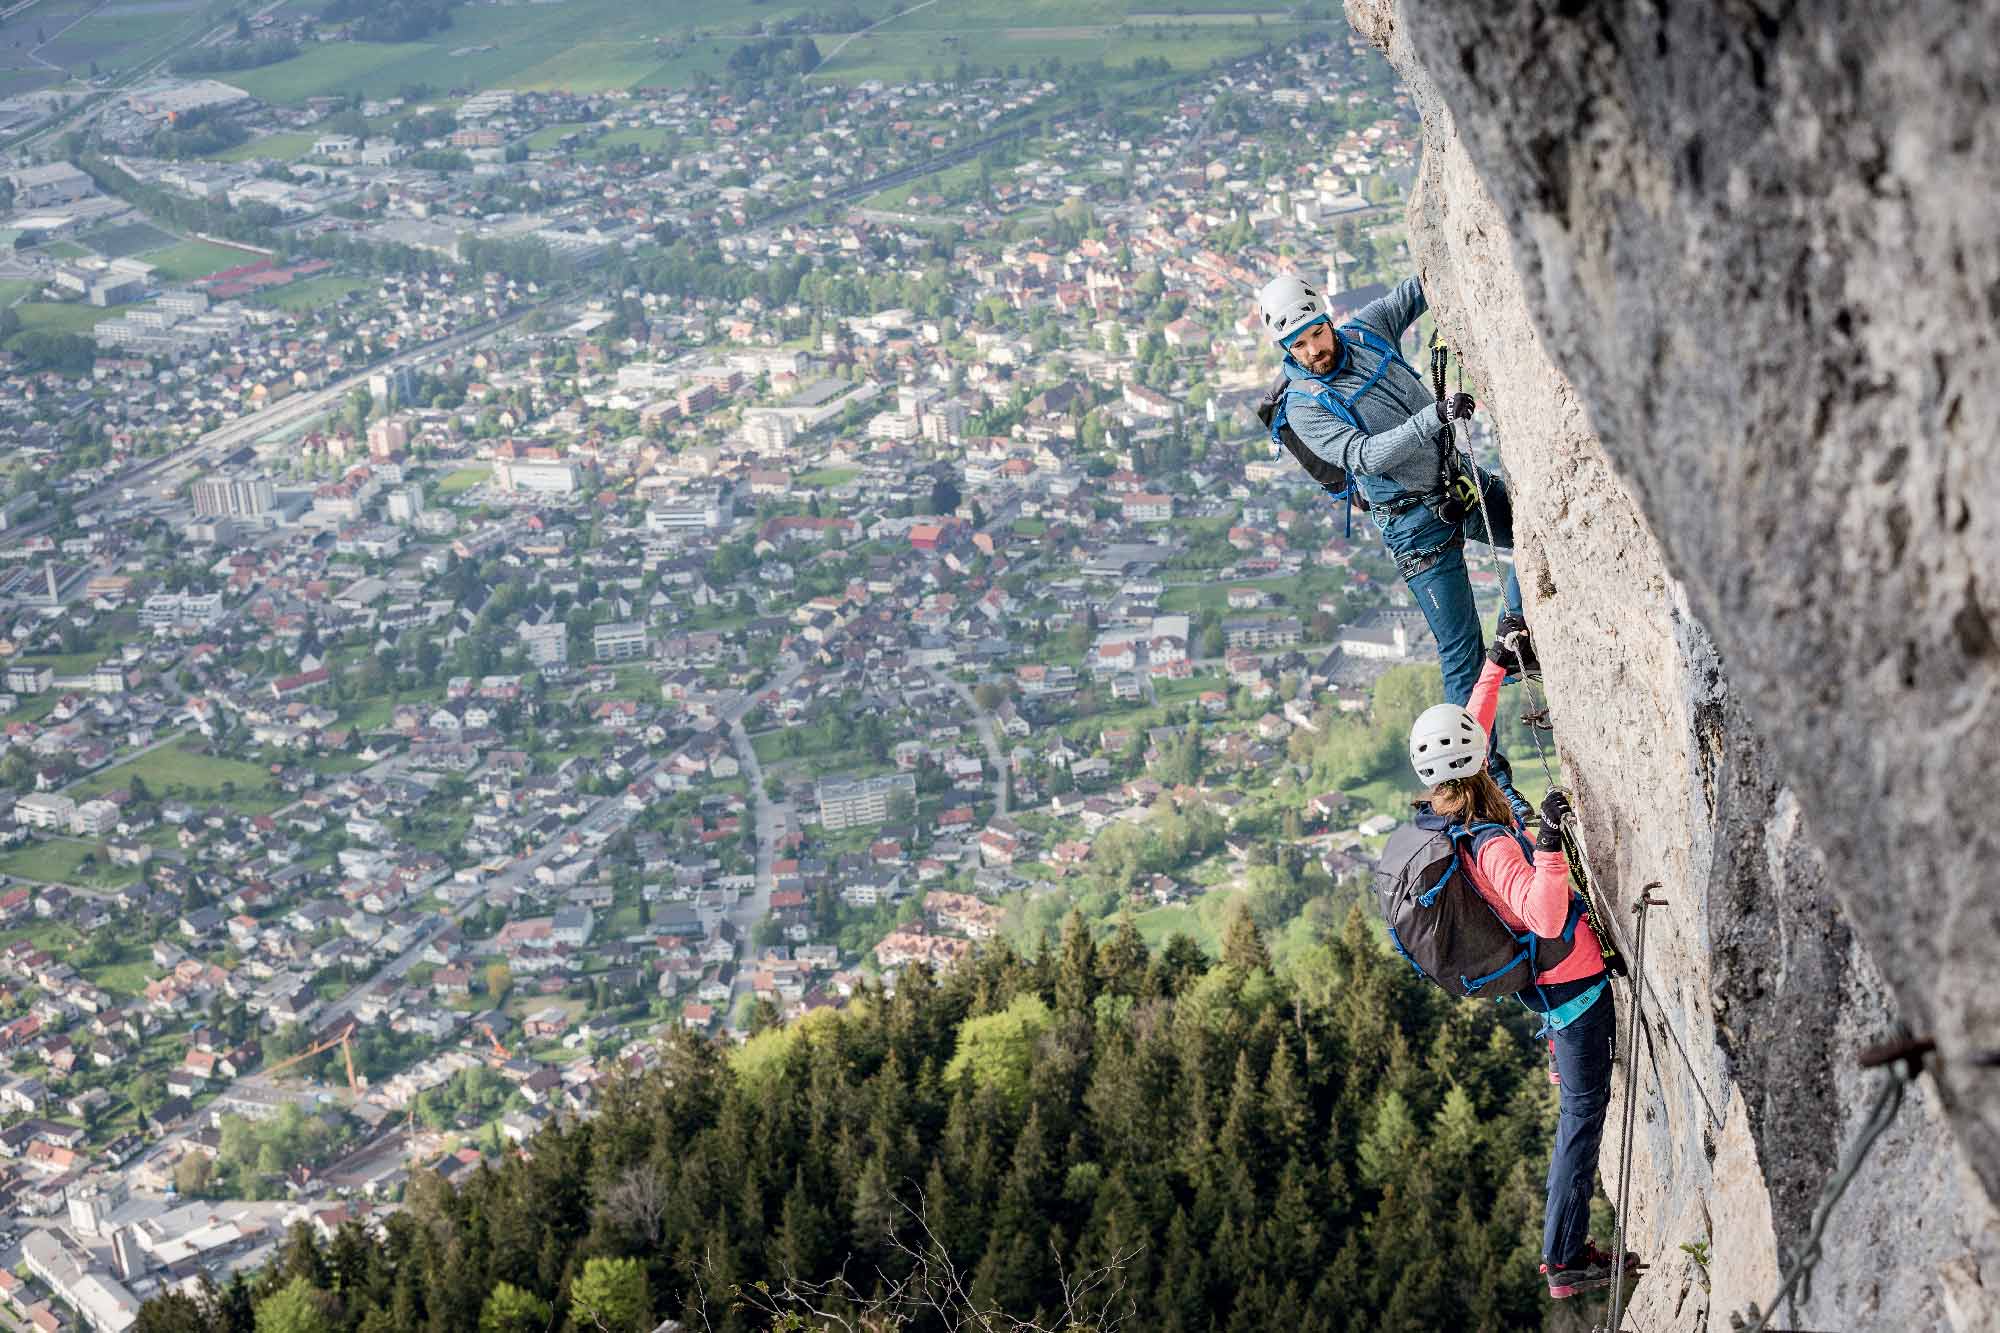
[1352,275,1427,344]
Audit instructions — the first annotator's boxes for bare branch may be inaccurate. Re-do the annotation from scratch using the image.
[597,1163,670,1248]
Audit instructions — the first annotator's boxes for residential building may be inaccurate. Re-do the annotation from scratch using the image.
[551,907,594,947]
[518,621,569,669]
[140,592,224,629]
[817,773,917,832]
[190,474,273,519]
[386,487,426,524]
[71,799,119,837]
[646,488,734,531]
[15,792,75,831]
[592,622,648,663]
[1223,617,1303,651]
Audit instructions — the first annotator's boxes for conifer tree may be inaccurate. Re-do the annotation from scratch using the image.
[1221,901,1272,972]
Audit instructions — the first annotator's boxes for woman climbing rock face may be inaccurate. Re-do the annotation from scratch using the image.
[1399,627,1640,1300]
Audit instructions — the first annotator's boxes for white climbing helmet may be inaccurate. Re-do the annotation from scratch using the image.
[1409,703,1486,785]
[1256,273,1325,345]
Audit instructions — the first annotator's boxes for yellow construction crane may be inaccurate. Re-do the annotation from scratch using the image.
[259,1022,363,1100]
[479,1021,510,1060]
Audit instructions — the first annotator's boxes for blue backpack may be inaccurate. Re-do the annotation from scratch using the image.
[1374,810,1583,1001]
[1256,323,1427,529]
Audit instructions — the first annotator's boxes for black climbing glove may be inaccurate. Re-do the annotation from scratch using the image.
[1536,792,1573,852]
[1434,392,1475,427]
[1487,612,1531,672]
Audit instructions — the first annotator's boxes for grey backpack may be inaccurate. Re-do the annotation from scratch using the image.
[1374,812,1579,999]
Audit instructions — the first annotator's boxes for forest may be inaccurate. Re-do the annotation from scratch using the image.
[137,908,1585,1332]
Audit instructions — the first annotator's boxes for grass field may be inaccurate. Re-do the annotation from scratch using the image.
[40,8,195,76]
[250,275,370,312]
[8,648,108,675]
[436,464,491,494]
[208,129,319,162]
[795,466,858,489]
[88,952,157,997]
[8,301,126,343]
[0,0,214,95]
[214,0,1296,103]
[810,9,1306,83]
[866,158,982,208]
[70,738,284,813]
[142,237,265,281]
[0,918,87,961]
[1131,899,1223,955]
[0,838,139,889]
[1161,574,1321,614]
[226,0,801,103]
[522,121,598,152]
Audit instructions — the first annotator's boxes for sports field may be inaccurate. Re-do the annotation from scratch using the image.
[78,219,179,257]
[142,237,266,280]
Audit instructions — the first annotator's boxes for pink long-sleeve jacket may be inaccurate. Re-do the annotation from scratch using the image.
[1461,659,1604,985]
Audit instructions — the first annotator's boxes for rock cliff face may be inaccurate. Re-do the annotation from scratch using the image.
[1343,1,2000,1327]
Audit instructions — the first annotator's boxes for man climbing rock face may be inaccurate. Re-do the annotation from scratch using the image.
[1256,272,1533,821]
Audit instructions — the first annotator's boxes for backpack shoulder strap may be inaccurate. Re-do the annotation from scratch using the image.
[1270,386,1358,499]
[1285,378,1363,431]
[1337,322,1421,382]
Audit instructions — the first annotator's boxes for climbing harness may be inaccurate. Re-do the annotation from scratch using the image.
[1601,887,1665,1333]
[1726,1037,1932,1333]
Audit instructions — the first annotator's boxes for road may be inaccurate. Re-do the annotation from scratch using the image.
[719,659,808,1020]
[21,0,102,71]
[933,669,1009,818]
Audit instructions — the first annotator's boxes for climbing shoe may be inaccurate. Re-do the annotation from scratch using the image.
[1542,1242,1643,1298]
[1540,1255,1617,1300]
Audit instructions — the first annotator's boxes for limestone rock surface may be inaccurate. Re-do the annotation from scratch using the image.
[1344,0,2000,1326]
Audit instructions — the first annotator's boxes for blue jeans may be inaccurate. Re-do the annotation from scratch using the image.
[1541,977,1614,1266]
[1376,467,1526,804]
